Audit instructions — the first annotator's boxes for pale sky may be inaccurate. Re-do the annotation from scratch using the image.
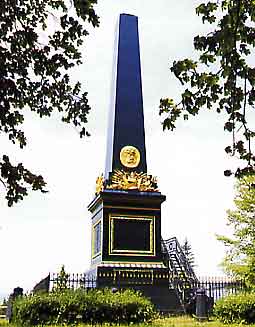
[0,0,238,299]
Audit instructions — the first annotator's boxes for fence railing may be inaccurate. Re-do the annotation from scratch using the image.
[49,272,245,302]
[50,273,97,291]
[195,277,245,301]
[0,305,7,319]
[174,276,246,303]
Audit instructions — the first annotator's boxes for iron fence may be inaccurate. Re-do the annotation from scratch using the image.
[50,273,97,291]
[49,272,245,302]
[174,276,246,304]
[0,305,7,319]
[195,277,245,301]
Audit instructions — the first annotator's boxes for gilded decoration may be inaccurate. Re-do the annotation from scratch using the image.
[107,170,158,192]
[95,174,104,195]
[120,145,140,168]
[95,170,158,194]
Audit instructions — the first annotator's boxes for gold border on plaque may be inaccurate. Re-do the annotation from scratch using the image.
[91,220,102,259]
[108,214,155,256]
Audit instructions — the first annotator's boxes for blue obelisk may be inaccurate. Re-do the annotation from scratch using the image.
[88,14,183,313]
[105,14,147,179]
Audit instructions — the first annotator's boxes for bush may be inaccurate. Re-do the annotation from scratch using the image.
[12,288,156,325]
[214,292,255,324]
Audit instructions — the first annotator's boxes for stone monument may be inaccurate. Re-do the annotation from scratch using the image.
[88,13,183,313]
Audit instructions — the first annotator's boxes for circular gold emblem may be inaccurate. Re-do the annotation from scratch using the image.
[120,146,140,168]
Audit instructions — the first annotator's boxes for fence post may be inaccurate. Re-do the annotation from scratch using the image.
[196,288,208,321]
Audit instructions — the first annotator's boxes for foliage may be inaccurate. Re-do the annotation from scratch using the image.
[181,238,196,269]
[151,315,253,327]
[0,0,99,206]
[6,315,255,327]
[0,321,9,327]
[214,292,255,324]
[160,0,255,177]
[12,288,156,325]
[217,174,255,288]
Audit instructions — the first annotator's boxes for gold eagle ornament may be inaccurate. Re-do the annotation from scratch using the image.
[107,170,158,192]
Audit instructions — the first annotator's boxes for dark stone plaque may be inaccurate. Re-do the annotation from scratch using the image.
[113,218,151,251]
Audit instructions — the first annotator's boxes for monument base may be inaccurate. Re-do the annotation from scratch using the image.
[87,264,184,313]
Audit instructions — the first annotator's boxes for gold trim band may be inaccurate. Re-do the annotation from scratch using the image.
[104,205,159,211]
[109,214,155,256]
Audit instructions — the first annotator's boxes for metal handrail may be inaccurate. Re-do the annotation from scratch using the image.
[161,237,199,303]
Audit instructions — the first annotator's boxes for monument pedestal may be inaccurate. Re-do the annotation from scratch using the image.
[88,190,184,312]
[88,190,166,271]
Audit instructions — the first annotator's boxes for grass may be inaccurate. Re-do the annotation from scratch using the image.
[152,316,251,327]
[0,316,254,327]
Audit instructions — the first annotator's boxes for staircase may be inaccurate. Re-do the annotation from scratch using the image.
[161,237,199,304]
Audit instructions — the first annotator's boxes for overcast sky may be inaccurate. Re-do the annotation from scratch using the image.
[0,0,238,299]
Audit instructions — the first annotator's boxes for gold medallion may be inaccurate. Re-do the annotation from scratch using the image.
[120,145,140,168]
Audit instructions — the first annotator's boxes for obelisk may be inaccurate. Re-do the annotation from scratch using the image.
[105,14,147,179]
[88,14,183,313]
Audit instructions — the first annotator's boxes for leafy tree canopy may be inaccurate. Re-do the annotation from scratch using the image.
[160,0,255,177]
[217,175,255,287]
[0,0,99,206]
